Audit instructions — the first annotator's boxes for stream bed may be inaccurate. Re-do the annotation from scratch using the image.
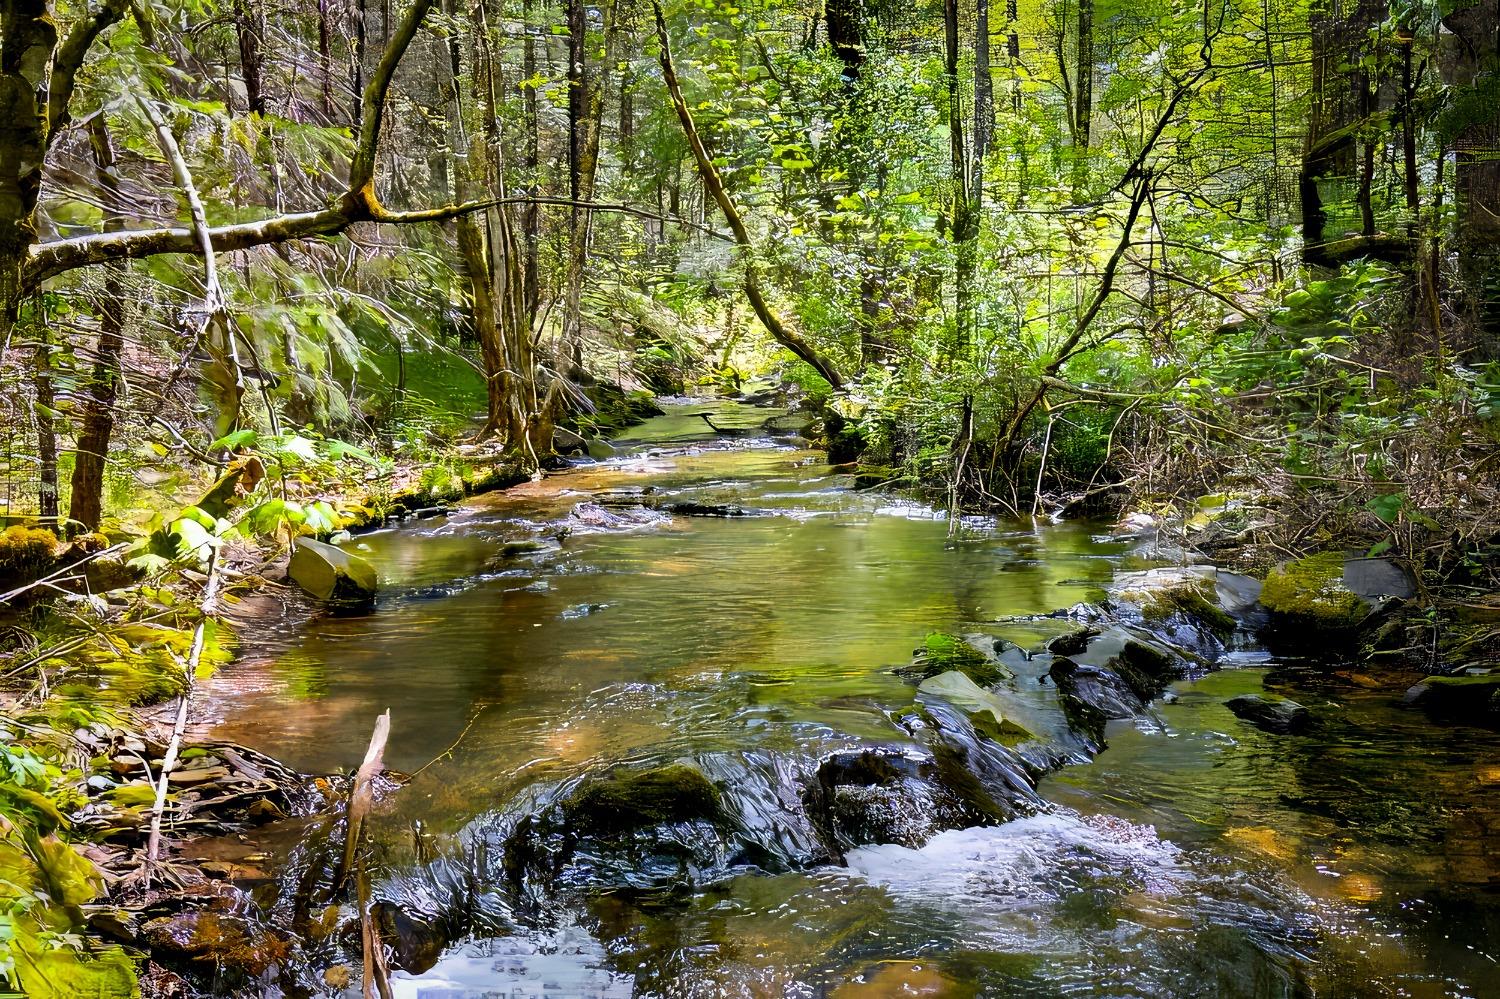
[197,400,1500,998]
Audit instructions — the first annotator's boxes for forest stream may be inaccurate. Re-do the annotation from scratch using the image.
[190,399,1500,998]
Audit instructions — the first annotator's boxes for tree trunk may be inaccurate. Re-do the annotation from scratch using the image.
[521,0,541,319]
[234,0,266,116]
[69,121,128,531]
[1074,0,1092,150]
[1357,68,1376,237]
[318,0,333,117]
[563,0,618,377]
[825,0,864,80]
[33,329,58,523]
[944,0,977,355]
[0,0,56,338]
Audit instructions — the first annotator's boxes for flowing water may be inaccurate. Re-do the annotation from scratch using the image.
[199,400,1500,998]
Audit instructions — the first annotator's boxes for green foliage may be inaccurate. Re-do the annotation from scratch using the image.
[0,718,138,997]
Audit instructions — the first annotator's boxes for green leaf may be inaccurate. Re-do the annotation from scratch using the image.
[209,429,259,451]
[32,836,100,907]
[1364,493,1404,524]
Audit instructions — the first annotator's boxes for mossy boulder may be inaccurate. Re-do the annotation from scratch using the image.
[896,632,1014,687]
[1260,553,1369,634]
[1105,640,1186,702]
[1407,672,1500,723]
[560,763,722,836]
[287,538,378,606]
[0,525,60,587]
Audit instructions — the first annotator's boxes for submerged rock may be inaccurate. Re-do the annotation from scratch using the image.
[370,902,451,974]
[658,500,751,517]
[498,760,785,898]
[1049,657,1145,723]
[1046,626,1098,657]
[1225,694,1311,735]
[553,426,589,456]
[763,412,817,436]
[141,909,294,979]
[807,748,1005,853]
[1406,672,1500,723]
[560,764,721,836]
[287,537,378,606]
[1106,639,1188,701]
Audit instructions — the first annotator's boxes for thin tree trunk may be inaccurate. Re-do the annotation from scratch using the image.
[318,0,334,117]
[1074,0,1092,150]
[352,0,368,127]
[33,328,58,523]
[652,1,845,390]
[1358,69,1376,237]
[69,120,127,531]
[565,0,588,371]
[563,0,619,377]
[944,0,976,355]
[234,0,266,116]
[521,0,541,319]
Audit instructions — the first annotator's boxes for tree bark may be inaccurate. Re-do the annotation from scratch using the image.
[520,0,541,319]
[68,120,127,531]
[33,328,58,523]
[944,0,977,355]
[1075,0,1093,148]
[563,0,617,376]
[233,0,266,116]
[825,0,864,80]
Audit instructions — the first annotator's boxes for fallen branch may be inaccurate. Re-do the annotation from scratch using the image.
[143,545,222,878]
[337,710,390,894]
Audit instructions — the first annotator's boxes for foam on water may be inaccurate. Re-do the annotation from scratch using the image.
[390,923,631,999]
[845,808,1186,905]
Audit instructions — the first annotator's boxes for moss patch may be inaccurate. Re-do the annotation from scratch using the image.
[561,764,722,836]
[0,525,60,587]
[1261,553,1367,629]
[1116,571,1236,636]
[896,633,1013,687]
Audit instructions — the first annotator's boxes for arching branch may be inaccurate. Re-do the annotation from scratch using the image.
[651,0,845,391]
[26,197,730,287]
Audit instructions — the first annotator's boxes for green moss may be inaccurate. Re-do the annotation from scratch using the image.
[898,633,1012,687]
[1134,583,1237,636]
[1171,589,1238,635]
[1424,673,1500,688]
[562,764,721,835]
[1261,553,1367,629]
[0,525,60,584]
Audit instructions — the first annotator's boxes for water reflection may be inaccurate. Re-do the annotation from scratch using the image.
[199,403,1500,997]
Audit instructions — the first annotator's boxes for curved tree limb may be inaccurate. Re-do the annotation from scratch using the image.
[47,0,128,148]
[651,0,845,391]
[26,195,730,289]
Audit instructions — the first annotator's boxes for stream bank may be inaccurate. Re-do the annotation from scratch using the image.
[5,391,1497,996]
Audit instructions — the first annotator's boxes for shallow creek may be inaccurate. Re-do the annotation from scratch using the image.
[198,400,1500,998]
